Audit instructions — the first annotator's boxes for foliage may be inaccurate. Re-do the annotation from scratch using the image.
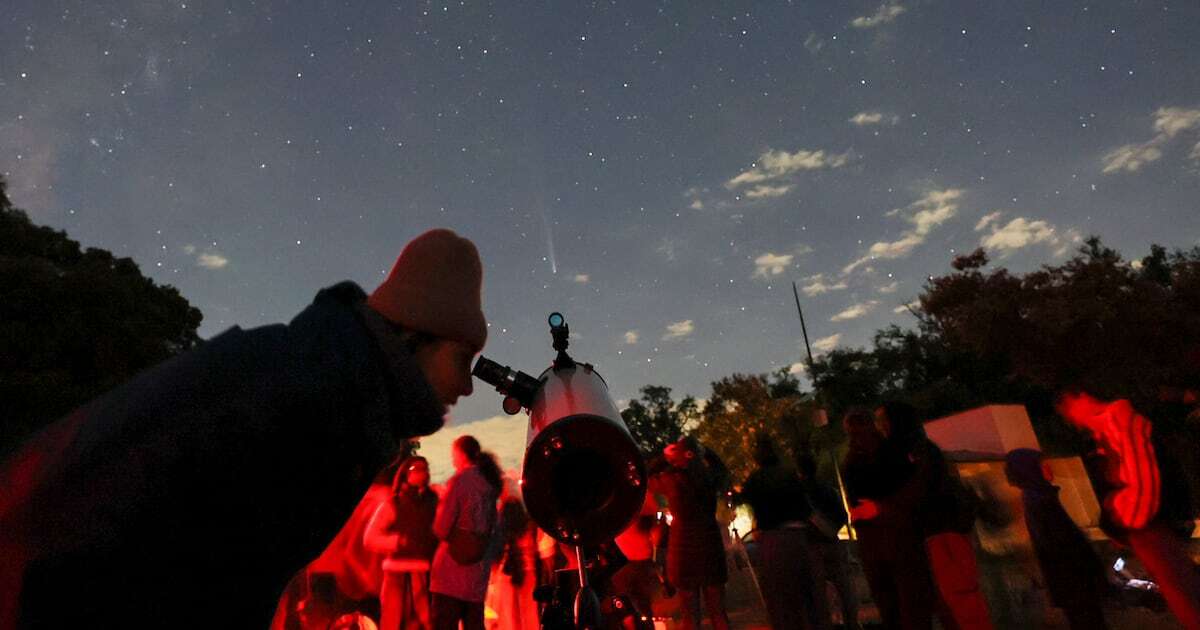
[623,237,1199,500]
[692,369,822,485]
[809,238,1200,453]
[920,239,1200,403]
[620,385,698,457]
[0,177,203,455]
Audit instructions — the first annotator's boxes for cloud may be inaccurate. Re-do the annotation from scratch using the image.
[745,184,793,199]
[657,238,679,262]
[573,273,590,283]
[830,300,879,322]
[1153,107,1200,138]
[974,213,1083,257]
[978,217,1056,252]
[663,320,695,340]
[185,244,229,269]
[1102,141,1164,174]
[801,275,849,296]
[1053,228,1084,257]
[849,111,899,126]
[894,301,919,314]
[726,148,849,191]
[788,362,808,376]
[844,189,964,273]
[683,187,707,210]
[909,189,964,233]
[878,281,900,294]
[197,252,229,269]
[418,414,528,483]
[1102,106,1200,173]
[974,211,1002,232]
[812,333,841,353]
[624,330,639,345]
[850,2,907,29]
[752,252,794,278]
[804,33,825,54]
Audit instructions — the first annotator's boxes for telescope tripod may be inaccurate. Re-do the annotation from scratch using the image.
[537,546,653,630]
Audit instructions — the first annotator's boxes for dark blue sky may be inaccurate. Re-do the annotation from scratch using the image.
[3,1,1199,439]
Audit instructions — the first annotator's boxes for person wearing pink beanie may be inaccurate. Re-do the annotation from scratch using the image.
[0,228,487,629]
[366,228,487,412]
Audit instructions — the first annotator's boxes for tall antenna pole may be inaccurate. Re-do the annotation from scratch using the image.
[792,281,815,372]
[792,281,855,540]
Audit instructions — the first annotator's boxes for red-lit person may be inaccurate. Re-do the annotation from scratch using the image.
[364,456,440,630]
[611,488,664,621]
[486,475,539,630]
[430,435,503,630]
[0,229,486,629]
[650,437,731,630]
[1056,390,1200,628]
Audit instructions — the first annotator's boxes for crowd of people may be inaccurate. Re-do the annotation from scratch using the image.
[276,391,1200,630]
[731,394,1200,630]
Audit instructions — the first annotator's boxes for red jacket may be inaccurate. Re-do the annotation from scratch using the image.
[1093,400,1162,531]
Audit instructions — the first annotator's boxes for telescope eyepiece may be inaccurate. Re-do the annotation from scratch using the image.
[472,355,540,412]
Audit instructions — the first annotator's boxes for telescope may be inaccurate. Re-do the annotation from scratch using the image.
[472,312,647,546]
[473,312,649,629]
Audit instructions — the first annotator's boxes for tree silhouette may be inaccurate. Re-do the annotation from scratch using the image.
[0,177,203,455]
[620,385,698,457]
[810,238,1200,455]
[919,239,1200,406]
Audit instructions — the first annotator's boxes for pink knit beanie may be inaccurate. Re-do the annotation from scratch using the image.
[367,229,487,351]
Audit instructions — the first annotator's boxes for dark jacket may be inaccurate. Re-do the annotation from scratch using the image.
[888,412,976,537]
[0,282,446,629]
[741,462,812,531]
[842,435,924,547]
[1005,449,1106,608]
[801,476,848,542]
[389,485,440,562]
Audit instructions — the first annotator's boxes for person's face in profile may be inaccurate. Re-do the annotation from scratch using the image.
[414,339,477,411]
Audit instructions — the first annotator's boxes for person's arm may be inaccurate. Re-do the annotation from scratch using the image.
[363,500,403,552]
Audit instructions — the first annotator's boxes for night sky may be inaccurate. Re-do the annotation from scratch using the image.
[4,1,1199,478]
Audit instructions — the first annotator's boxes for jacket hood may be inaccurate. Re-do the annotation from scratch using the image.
[300,282,447,441]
